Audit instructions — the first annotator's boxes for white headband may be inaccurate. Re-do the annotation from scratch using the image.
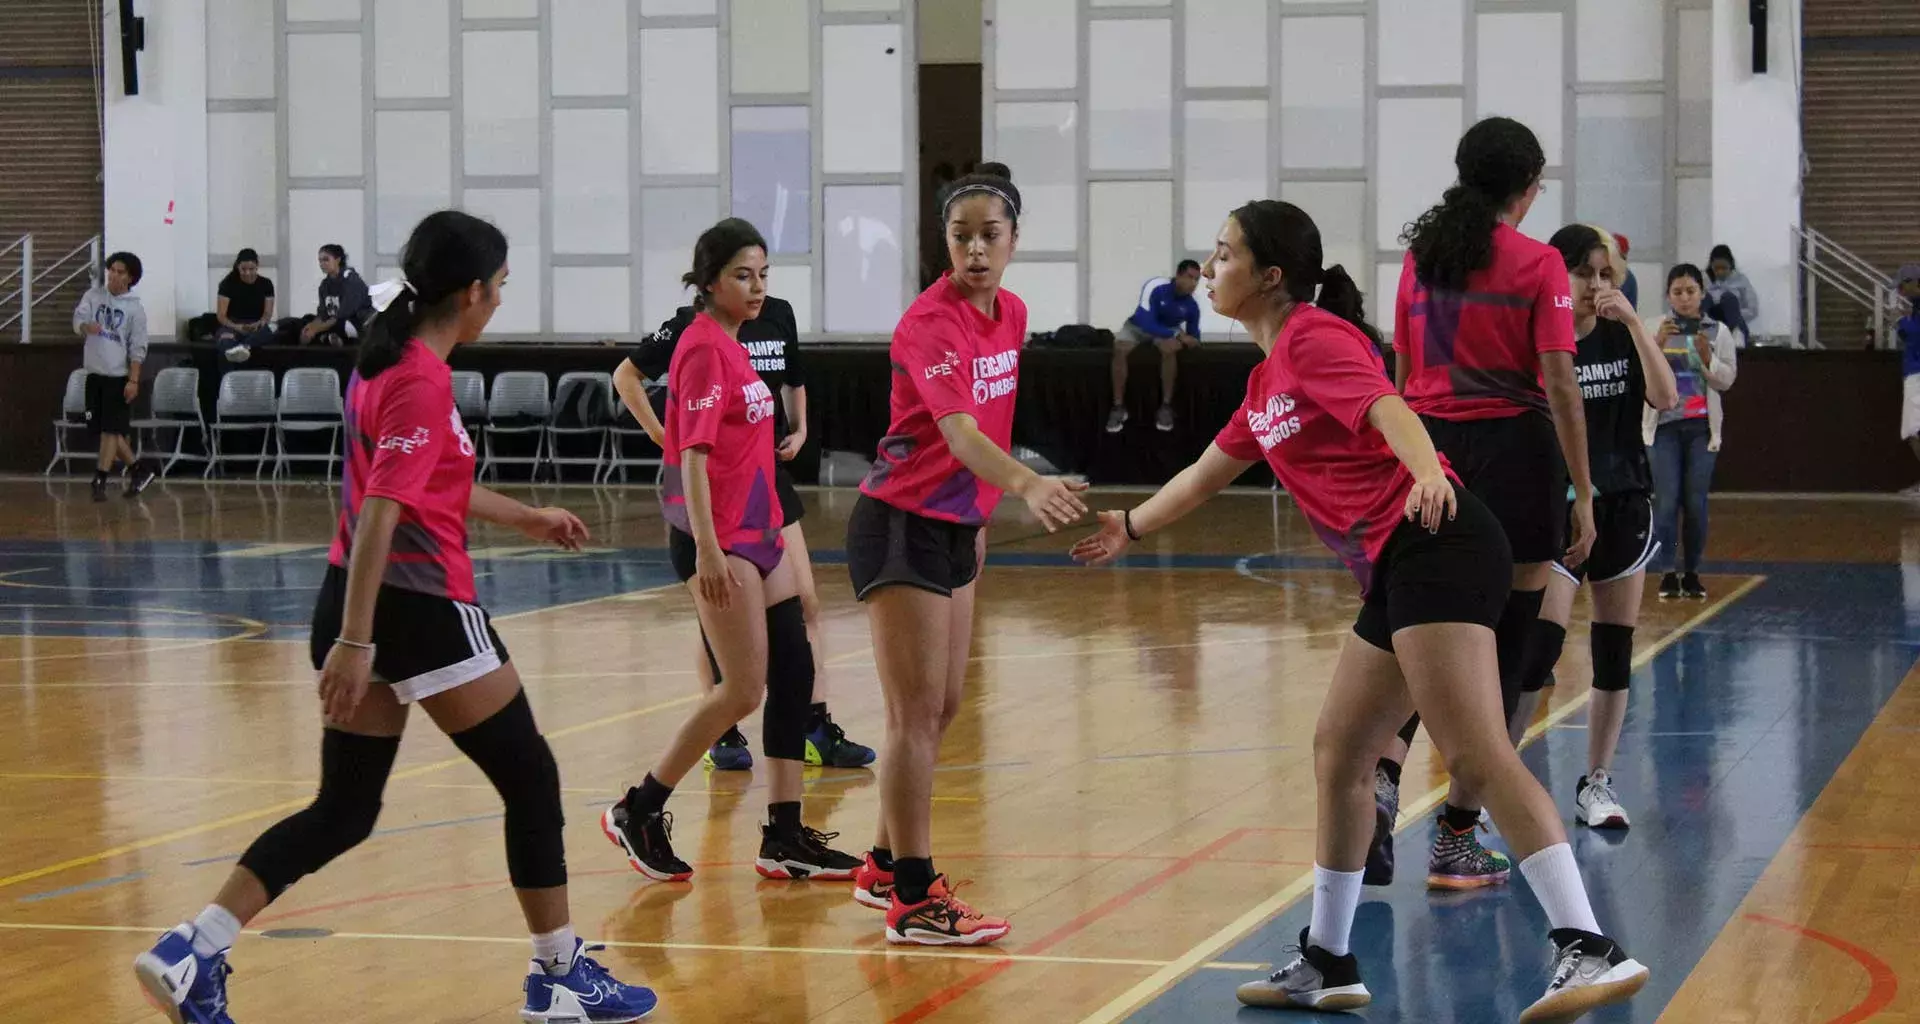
[368,277,411,313]
[944,183,1019,219]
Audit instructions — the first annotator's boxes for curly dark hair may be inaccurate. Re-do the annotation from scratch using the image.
[1399,117,1546,292]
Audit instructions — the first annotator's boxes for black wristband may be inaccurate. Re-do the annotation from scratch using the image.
[1123,508,1141,541]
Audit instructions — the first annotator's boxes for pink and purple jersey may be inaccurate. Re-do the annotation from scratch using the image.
[661,312,784,570]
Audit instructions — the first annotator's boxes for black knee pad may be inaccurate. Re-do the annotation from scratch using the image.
[761,597,814,762]
[238,729,399,900]
[1590,622,1635,693]
[1496,589,1546,722]
[451,690,568,889]
[1519,619,1567,695]
[1397,714,1420,746]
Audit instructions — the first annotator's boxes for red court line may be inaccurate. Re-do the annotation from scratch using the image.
[1742,913,1899,1024]
[886,828,1253,1024]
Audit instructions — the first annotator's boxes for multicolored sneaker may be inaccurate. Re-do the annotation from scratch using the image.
[521,937,658,1022]
[1236,928,1371,1011]
[853,852,894,910]
[1364,767,1399,886]
[1518,929,1649,1024]
[886,876,1011,946]
[133,924,236,1024]
[755,824,863,881]
[601,800,693,882]
[804,711,876,769]
[703,726,753,771]
[1427,816,1512,890]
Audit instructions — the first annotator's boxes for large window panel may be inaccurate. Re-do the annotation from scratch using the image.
[641,0,715,13]
[995,0,1075,91]
[1376,97,1463,250]
[1089,181,1173,329]
[1520,179,1563,244]
[1475,13,1563,167]
[289,190,365,313]
[288,34,363,178]
[993,102,1077,252]
[462,31,540,176]
[206,0,274,100]
[732,107,811,255]
[640,28,719,175]
[552,109,631,255]
[462,189,543,334]
[1089,20,1171,172]
[1278,180,1366,301]
[641,187,720,329]
[1279,17,1364,169]
[1379,0,1463,87]
[1677,176,1712,274]
[553,268,632,336]
[552,0,629,97]
[1184,100,1266,253]
[374,112,453,256]
[1576,0,1663,83]
[1186,0,1267,89]
[464,0,536,16]
[824,24,904,174]
[1576,93,1664,258]
[208,112,278,258]
[289,0,357,20]
[1002,261,1079,333]
[1678,8,1712,166]
[824,185,905,333]
[731,0,809,95]
[772,264,813,334]
[823,0,900,10]
[375,0,450,99]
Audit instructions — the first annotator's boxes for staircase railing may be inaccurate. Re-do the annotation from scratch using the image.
[0,235,27,343]
[1794,224,1906,350]
[0,235,102,344]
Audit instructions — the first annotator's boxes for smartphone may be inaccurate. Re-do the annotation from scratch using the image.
[1674,316,1702,336]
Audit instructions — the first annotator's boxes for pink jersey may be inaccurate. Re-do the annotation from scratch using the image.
[661,312,784,569]
[1216,306,1454,594]
[330,339,479,602]
[860,275,1026,525]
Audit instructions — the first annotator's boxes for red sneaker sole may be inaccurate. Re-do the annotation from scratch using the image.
[601,807,692,882]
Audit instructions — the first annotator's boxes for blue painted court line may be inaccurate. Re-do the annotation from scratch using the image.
[16,871,146,904]
[1127,566,1919,1024]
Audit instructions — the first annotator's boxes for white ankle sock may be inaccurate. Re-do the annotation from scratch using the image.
[1518,844,1602,935]
[190,905,241,957]
[532,925,578,976]
[1306,865,1364,956]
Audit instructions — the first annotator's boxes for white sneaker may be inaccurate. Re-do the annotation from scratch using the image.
[1519,929,1649,1024]
[224,344,251,363]
[1576,769,1630,829]
[1236,929,1370,1011]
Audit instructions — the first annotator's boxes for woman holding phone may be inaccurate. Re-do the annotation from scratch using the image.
[1644,265,1737,601]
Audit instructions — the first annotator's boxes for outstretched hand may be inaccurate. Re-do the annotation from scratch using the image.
[1069,510,1133,567]
[520,506,590,551]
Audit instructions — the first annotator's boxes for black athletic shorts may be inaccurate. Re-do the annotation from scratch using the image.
[1555,490,1657,585]
[667,526,780,581]
[85,373,131,440]
[846,493,980,600]
[1352,487,1513,653]
[775,463,805,526]
[310,564,508,703]
[1421,411,1566,564]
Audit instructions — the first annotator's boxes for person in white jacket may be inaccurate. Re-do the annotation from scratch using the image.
[1642,264,1737,600]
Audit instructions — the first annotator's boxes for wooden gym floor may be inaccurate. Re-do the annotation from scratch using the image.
[0,477,1916,1023]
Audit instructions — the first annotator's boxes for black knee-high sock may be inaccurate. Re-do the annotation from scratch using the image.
[1495,589,1546,725]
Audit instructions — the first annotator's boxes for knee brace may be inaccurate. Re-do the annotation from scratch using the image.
[238,729,399,900]
[1496,589,1546,721]
[451,690,568,889]
[1518,619,1567,695]
[761,597,815,762]
[1397,714,1420,746]
[1590,622,1635,693]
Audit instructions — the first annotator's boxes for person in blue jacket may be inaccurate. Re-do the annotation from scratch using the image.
[1899,264,1920,493]
[1108,260,1202,433]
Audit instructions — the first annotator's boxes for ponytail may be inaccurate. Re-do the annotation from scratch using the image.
[1400,116,1545,292]
[1315,265,1382,347]
[358,287,421,378]
[357,210,507,378]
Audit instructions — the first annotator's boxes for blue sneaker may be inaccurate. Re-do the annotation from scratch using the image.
[521,938,658,1022]
[702,725,753,771]
[804,711,876,769]
[133,924,236,1024]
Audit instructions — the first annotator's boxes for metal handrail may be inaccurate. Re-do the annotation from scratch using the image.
[33,236,101,301]
[1801,225,1893,288]
[1,235,100,343]
[0,235,26,342]
[1793,225,1906,349]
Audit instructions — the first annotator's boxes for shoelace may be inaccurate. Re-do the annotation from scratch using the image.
[797,825,844,852]
[935,879,985,919]
[196,958,235,1013]
[1588,777,1620,808]
[1546,940,1587,991]
[1266,944,1308,985]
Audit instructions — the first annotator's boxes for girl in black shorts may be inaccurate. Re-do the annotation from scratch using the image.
[1509,226,1678,831]
[1072,199,1647,1021]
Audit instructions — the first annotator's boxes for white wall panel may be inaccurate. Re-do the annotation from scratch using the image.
[823,24,903,173]
[1278,180,1367,301]
[1184,100,1265,252]
[1185,0,1267,89]
[289,190,365,312]
[552,109,631,255]
[289,0,357,20]
[1002,261,1078,333]
[206,0,274,100]
[640,28,719,175]
[553,268,632,335]
[823,185,905,332]
[1376,97,1463,249]
[552,0,630,97]
[1279,17,1364,169]
[731,0,810,95]
[732,107,811,255]
[1576,0,1663,83]
[824,0,900,10]
[462,31,540,176]
[1088,19,1171,171]
[375,0,451,99]
[464,0,537,16]
[641,187,720,329]
[1677,176,1712,274]
[288,34,363,177]
[1475,13,1563,166]
[374,112,453,256]
[993,102,1077,252]
[642,0,715,12]
[1379,0,1463,87]
[1375,259,1404,338]
[1089,181,1173,329]
[772,264,814,334]
[1520,179,1563,244]
[1678,8,1712,165]
[995,0,1076,91]
[462,188,543,334]
[1576,93,1664,256]
[207,113,279,258]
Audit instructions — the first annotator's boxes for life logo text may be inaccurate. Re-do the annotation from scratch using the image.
[924,350,961,380]
[378,425,432,455]
[687,382,724,412]
[1246,392,1301,451]
[971,349,1018,404]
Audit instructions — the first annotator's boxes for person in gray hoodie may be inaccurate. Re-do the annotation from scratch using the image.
[72,251,157,501]
[299,243,372,346]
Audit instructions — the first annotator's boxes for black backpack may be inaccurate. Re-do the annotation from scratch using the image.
[1030,324,1112,349]
[551,376,613,429]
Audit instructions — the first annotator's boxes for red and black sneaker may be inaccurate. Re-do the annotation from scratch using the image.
[852,852,894,910]
[601,798,692,882]
[755,824,862,881]
[885,876,1010,946]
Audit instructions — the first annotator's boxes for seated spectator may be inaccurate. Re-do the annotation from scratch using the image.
[298,244,371,346]
[1614,232,1639,309]
[1108,260,1201,434]
[1899,264,1920,494]
[215,248,276,363]
[1706,244,1758,341]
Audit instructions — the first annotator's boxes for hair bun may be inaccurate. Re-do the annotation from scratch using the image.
[976,161,1013,183]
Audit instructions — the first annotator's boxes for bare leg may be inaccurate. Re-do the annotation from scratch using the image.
[1314,638,1420,871]
[95,435,115,473]
[867,585,952,860]
[1109,338,1136,412]
[1155,339,1181,409]
[1586,571,1645,775]
[649,558,770,788]
[1445,560,1554,811]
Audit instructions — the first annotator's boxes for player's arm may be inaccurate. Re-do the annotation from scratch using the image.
[936,413,1086,532]
[612,358,666,446]
[1071,444,1250,566]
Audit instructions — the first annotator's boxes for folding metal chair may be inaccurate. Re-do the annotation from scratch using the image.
[207,370,278,479]
[602,380,665,484]
[44,369,91,475]
[545,371,613,482]
[274,367,345,481]
[131,367,208,477]
[481,371,549,482]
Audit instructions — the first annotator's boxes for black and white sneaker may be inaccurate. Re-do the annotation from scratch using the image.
[1363,766,1398,886]
[1680,572,1707,600]
[1235,928,1370,1011]
[755,824,863,881]
[601,799,693,882]
[1657,572,1682,600]
[1518,928,1649,1024]
[126,462,158,498]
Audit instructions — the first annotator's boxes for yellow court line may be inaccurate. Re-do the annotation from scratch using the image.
[1073,574,1768,1024]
